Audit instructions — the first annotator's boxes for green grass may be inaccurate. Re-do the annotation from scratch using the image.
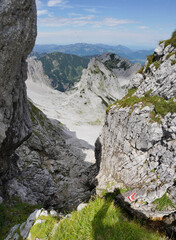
[166,52,176,60]
[106,89,176,123]
[106,88,137,114]
[29,101,47,127]
[0,200,41,240]
[145,57,162,73]
[29,197,167,240]
[145,54,155,73]
[29,100,55,133]
[162,30,176,48]
[145,30,176,73]
[30,215,58,239]
[39,52,89,92]
[153,192,175,211]
[137,66,144,74]
[154,61,161,70]
[171,59,176,65]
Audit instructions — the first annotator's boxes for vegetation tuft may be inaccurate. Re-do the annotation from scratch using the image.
[145,54,155,73]
[106,88,137,114]
[137,66,144,74]
[153,61,161,70]
[162,30,176,48]
[29,101,47,127]
[171,59,176,65]
[153,192,175,211]
[0,199,41,240]
[145,30,176,73]
[29,197,167,240]
[106,89,176,123]
[166,52,176,60]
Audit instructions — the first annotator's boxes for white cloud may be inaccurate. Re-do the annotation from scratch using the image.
[100,18,136,27]
[37,10,49,16]
[138,26,149,29]
[38,15,95,27]
[36,29,169,47]
[47,0,73,8]
[69,13,82,17]
[38,16,135,28]
[85,8,97,13]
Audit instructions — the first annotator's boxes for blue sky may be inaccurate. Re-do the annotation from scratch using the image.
[36,0,176,49]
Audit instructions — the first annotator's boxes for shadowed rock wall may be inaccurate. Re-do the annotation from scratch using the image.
[0,0,37,174]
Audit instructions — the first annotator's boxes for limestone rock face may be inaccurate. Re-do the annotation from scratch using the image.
[5,101,96,210]
[95,39,176,230]
[130,43,176,99]
[27,57,52,88]
[0,0,37,175]
[26,53,137,145]
[97,53,141,87]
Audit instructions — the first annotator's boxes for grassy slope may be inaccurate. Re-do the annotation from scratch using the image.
[0,200,41,240]
[145,30,176,72]
[30,197,167,240]
[39,52,89,92]
[106,89,176,123]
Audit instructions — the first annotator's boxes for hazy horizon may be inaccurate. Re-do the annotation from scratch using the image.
[34,42,154,51]
[36,0,176,49]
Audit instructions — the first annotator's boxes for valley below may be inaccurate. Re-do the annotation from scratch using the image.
[26,52,139,152]
[0,1,176,239]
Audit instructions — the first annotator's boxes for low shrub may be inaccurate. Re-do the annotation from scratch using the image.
[153,192,175,211]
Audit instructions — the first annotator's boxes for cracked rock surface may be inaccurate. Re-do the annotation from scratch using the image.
[5,101,97,210]
[0,0,37,175]
[95,40,176,233]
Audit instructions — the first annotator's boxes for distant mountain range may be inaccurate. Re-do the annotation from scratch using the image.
[33,43,154,64]
[31,51,140,93]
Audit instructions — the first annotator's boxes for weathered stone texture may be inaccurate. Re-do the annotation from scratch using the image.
[5,102,96,210]
[95,41,176,229]
[0,0,37,174]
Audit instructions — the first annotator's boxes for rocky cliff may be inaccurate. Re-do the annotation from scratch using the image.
[0,0,95,211]
[16,52,139,210]
[95,32,176,235]
[97,53,141,87]
[27,57,52,88]
[0,0,36,183]
[4,101,96,210]
[26,53,139,146]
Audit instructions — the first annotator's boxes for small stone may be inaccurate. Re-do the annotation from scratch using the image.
[40,210,49,217]
[77,203,88,211]
[4,224,20,240]
[0,196,3,204]
[34,219,45,225]
[20,209,42,239]
[58,213,64,219]
[50,209,58,217]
